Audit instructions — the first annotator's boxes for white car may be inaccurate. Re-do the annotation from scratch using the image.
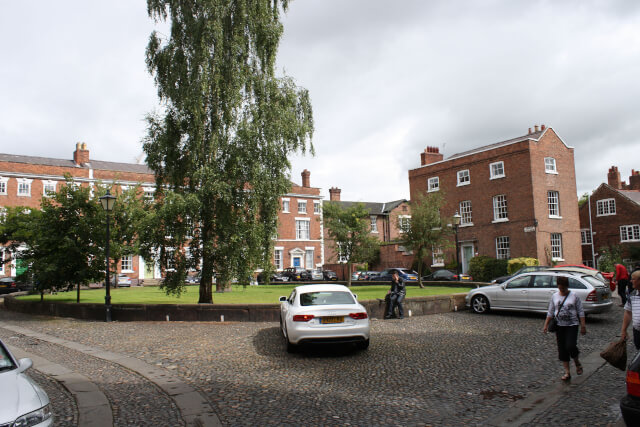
[0,339,53,426]
[279,284,370,352]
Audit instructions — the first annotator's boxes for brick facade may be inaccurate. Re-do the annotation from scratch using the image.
[408,126,581,272]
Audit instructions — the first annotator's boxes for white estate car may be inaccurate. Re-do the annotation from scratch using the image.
[0,339,53,427]
[279,284,370,352]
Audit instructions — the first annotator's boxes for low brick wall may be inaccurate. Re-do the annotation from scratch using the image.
[3,293,469,322]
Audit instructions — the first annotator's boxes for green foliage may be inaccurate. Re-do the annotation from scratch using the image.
[507,257,539,274]
[395,192,453,286]
[469,256,508,282]
[598,245,623,272]
[578,192,589,208]
[322,202,380,286]
[143,0,313,302]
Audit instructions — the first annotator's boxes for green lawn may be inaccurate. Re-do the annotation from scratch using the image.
[16,284,472,305]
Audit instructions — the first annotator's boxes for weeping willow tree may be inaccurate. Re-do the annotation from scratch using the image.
[141,0,313,303]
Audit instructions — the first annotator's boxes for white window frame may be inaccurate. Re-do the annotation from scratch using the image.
[42,180,57,197]
[165,248,176,271]
[596,199,616,216]
[431,246,444,267]
[490,161,505,179]
[305,248,314,269]
[544,157,557,174]
[0,248,4,274]
[459,200,472,226]
[370,216,378,233]
[581,229,592,245]
[314,200,321,215]
[427,177,439,192]
[121,255,134,272]
[547,190,561,218]
[496,236,510,260]
[297,200,307,214]
[143,187,155,202]
[399,215,411,233]
[274,247,284,270]
[620,225,640,242]
[17,178,32,197]
[0,177,9,195]
[295,218,310,240]
[282,198,290,213]
[457,170,470,186]
[492,195,508,222]
[551,233,563,261]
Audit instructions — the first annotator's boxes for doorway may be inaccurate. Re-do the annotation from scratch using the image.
[461,244,475,274]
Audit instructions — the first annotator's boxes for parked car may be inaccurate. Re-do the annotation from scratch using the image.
[490,265,550,284]
[322,270,338,281]
[309,269,323,281]
[111,274,131,288]
[351,271,362,281]
[0,277,18,294]
[279,284,370,352]
[378,268,419,282]
[257,272,289,284]
[466,271,613,315]
[621,349,640,424]
[422,270,472,282]
[547,266,609,286]
[282,267,311,281]
[185,274,199,284]
[357,271,380,281]
[0,338,53,426]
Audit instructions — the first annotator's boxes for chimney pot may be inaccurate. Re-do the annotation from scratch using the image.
[541,124,546,131]
[301,169,310,188]
[534,125,540,132]
[329,187,341,201]
[528,127,532,135]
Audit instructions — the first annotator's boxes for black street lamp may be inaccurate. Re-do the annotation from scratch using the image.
[452,211,461,276]
[99,189,116,322]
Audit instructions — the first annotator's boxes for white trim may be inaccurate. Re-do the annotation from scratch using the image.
[596,198,616,216]
[0,176,8,195]
[427,177,439,192]
[16,178,33,197]
[492,218,509,223]
[294,217,310,222]
[548,215,563,219]
[456,169,470,187]
[489,161,505,180]
[284,193,323,200]
[42,179,57,197]
[544,157,558,174]
[459,223,474,227]
[276,239,323,242]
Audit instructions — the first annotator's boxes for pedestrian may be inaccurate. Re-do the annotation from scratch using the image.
[615,263,631,306]
[385,271,406,319]
[543,275,587,381]
[620,270,640,349]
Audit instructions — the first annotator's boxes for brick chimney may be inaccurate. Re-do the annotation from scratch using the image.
[608,166,622,189]
[73,142,90,165]
[629,169,640,190]
[301,169,310,188]
[329,187,341,201]
[420,146,444,166]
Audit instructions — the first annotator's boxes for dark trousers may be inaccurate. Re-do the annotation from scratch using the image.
[556,325,580,362]
[387,293,405,318]
[619,279,630,305]
[633,328,640,351]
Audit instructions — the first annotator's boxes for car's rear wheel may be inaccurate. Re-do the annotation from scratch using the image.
[471,295,490,314]
[281,320,298,353]
[356,339,369,350]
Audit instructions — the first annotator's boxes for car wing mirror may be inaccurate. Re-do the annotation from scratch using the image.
[17,358,33,373]
[353,294,358,300]
[279,296,287,302]
[500,284,506,290]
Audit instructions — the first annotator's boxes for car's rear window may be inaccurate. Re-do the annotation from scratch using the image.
[583,276,606,288]
[300,291,355,306]
[400,269,418,275]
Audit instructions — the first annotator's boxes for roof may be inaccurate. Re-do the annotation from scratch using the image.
[329,199,407,215]
[0,152,154,175]
[446,130,545,160]
[619,189,640,205]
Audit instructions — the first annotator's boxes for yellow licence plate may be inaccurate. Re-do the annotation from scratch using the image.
[603,294,609,299]
[321,316,344,324]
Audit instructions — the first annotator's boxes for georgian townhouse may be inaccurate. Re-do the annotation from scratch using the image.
[408,125,581,273]
[0,143,323,279]
[579,167,640,267]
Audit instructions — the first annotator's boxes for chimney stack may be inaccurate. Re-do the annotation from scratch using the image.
[528,127,532,135]
[329,187,341,201]
[534,125,540,132]
[301,169,310,188]
[420,146,444,166]
[608,166,622,189]
[541,124,546,131]
[73,142,90,165]
[629,169,640,190]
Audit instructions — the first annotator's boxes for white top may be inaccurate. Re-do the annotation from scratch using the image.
[624,290,640,330]
[547,291,584,326]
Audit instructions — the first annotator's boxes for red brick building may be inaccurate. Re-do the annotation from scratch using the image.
[579,167,640,267]
[408,125,581,273]
[0,144,323,278]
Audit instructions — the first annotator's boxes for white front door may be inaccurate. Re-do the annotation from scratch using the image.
[461,244,474,274]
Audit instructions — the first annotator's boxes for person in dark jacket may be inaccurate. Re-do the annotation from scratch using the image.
[385,271,406,319]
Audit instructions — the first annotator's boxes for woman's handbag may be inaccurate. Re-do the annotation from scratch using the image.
[548,293,569,333]
[601,339,627,371]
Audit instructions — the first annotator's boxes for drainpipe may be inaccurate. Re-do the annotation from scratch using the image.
[588,194,596,267]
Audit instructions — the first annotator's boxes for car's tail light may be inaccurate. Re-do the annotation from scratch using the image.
[293,314,314,322]
[453,275,459,280]
[627,370,640,396]
[586,291,597,302]
[349,312,368,320]
[468,276,473,280]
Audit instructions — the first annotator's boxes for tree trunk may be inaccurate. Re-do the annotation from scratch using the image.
[346,262,352,287]
[417,258,424,288]
[199,217,214,303]
[76,283,80,302]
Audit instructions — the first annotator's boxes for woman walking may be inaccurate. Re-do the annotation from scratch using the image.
[543,275,587,381]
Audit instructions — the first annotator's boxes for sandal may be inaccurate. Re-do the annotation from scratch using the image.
[561,373,571,381]
[576,364,583,375]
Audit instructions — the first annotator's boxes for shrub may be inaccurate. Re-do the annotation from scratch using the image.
[469,256,508,282]
[507,257,539,274]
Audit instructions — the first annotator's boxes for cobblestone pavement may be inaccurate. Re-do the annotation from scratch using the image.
[0,300,630,426]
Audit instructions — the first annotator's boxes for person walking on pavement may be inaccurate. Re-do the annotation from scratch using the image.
[543,275,587,381]
[620,270,640,349]
[385,271,406,319]
[616,263,631,306]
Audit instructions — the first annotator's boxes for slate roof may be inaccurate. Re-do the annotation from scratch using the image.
[0,152,154,175]
[328,199,407,215]
[618,190,640,206]
[447,129,545,160]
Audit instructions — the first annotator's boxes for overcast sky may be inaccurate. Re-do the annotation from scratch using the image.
[2,1,639,202]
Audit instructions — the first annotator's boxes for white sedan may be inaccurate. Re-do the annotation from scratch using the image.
[279,284,370,352]
[0,339,53,427]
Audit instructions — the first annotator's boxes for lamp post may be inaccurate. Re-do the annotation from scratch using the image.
[453,211,461,277]
[99,189,116,322]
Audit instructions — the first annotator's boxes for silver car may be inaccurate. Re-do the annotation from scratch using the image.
[466,271,613,315]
